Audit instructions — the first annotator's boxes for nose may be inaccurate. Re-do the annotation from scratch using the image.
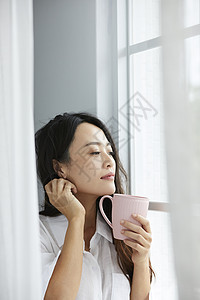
[102,152,115,169]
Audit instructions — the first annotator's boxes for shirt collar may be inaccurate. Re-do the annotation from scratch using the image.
[42,209,113,249]
[96,210,113,243]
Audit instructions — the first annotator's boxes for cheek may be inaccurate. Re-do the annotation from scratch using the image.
[74,155,101,174]
[68,158,100,184]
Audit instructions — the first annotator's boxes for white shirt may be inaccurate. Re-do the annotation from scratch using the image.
[39,210,131,300]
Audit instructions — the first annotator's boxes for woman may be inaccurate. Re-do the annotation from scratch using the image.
[35,112,154,300]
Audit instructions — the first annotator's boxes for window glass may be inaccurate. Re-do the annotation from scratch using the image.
[185,35,200,102]
[130,0,161,45]
[184,0,200,27]
[130,47,167,203]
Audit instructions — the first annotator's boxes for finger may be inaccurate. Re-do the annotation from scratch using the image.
[121,230,150,248]
[71,184,78,194]
[120,220,151,242]
[45,181,53,193]
[51,178,58,193]
[57,178,66,194]
[63,180,77,194]
[132,214,151,234]
[124,239,144,252]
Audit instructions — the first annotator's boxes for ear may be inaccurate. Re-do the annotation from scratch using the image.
[52,159,67,179]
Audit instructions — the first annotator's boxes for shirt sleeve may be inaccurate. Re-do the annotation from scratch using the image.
[39,219,61,299]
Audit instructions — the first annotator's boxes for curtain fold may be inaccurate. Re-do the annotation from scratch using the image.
[0,0,42,299]
[161,1,200,299]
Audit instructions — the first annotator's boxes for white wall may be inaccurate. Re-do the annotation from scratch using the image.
[33,0,97,132]
[96,0,118,122]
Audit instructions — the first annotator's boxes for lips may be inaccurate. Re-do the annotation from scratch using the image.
[100,172,115,179]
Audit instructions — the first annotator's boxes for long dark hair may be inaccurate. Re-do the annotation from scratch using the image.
[35,112,155,285]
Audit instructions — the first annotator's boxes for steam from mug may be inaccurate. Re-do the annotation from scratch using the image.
[99,194,149,240]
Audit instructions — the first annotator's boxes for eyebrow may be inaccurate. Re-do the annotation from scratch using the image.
[84,142,112,147]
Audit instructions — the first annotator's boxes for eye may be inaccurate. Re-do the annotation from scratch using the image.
[90,152,100,155]
[90,151,114,156]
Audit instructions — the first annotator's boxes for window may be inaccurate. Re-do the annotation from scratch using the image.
[117,0,200,298]
[127,1,178,298]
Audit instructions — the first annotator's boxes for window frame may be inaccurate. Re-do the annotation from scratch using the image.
[120,0,200,213]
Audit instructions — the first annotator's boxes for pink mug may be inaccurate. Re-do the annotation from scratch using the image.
[99,194,149,240]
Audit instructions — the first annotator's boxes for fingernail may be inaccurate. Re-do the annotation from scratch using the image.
[121,230,124,234]
[120,220,125,224]
[132,214,137,218]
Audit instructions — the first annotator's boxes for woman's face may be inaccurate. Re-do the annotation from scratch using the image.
[59,122,116,197]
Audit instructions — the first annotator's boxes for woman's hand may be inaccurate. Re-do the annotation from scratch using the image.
[121,214,152,265]
[45,178,85,221]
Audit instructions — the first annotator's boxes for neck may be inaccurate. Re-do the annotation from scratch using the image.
[76,193,97,230]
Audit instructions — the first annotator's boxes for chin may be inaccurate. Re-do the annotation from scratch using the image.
[100,184,116,196]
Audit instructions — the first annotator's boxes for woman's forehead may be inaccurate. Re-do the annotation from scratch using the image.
[74,123,109,145]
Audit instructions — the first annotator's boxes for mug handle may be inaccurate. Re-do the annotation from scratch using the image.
[99,195,113,229]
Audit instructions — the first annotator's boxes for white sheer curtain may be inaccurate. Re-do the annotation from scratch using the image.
[0,0,42,299]
[162,0,200,299]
